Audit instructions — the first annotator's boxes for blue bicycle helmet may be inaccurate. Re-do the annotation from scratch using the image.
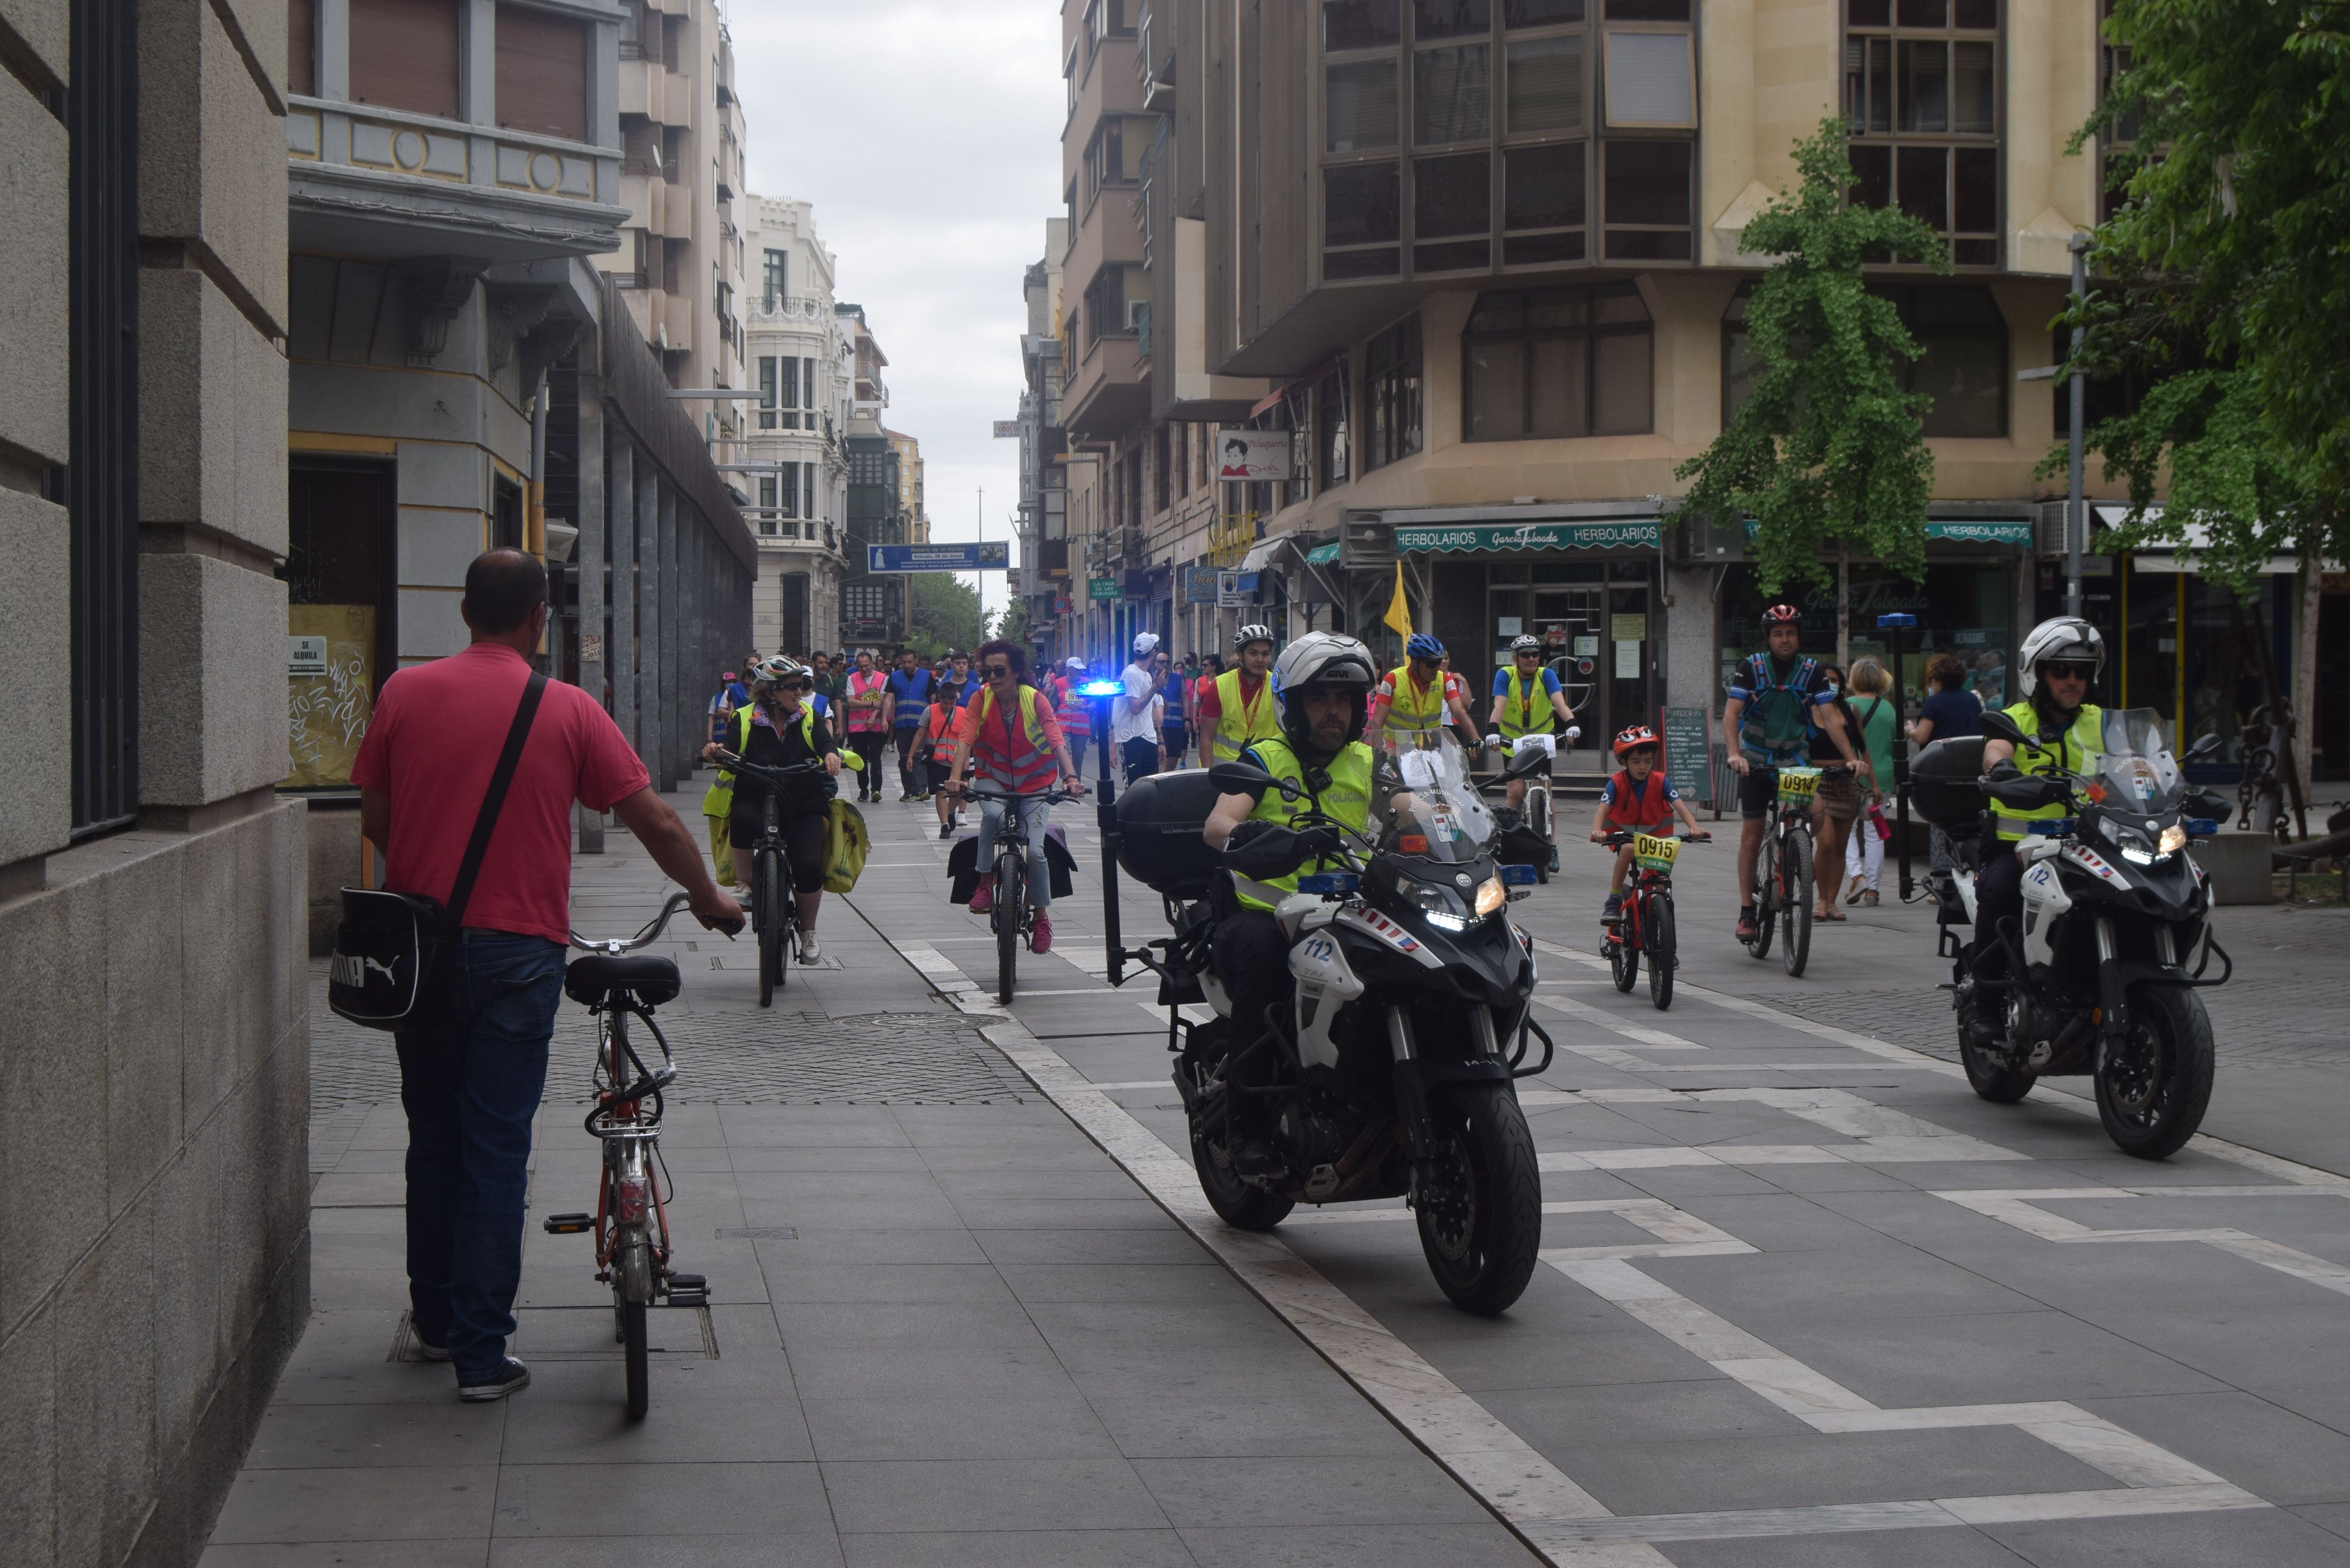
[1405,632,1444,661]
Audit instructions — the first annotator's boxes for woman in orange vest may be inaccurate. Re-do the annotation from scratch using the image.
[939,639,1086,953]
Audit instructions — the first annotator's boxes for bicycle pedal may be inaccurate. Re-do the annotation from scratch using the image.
[665,1272,709,1306]
[541,1212,595,1234]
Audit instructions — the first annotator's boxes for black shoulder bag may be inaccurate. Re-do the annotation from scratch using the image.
[329,672,549,1031]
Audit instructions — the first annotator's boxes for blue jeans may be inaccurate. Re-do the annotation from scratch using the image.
[977,794,1052,909]
[395,929,567,1380]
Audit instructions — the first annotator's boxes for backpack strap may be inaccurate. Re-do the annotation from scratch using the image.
[445,671,547,934]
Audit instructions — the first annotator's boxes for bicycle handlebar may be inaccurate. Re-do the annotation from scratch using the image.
[1596,829,1711,848]
[711,748,833,786]
[942,781,1084,803]
[571,892,697,953]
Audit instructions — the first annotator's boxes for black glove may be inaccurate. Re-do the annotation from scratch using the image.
[1223,820,1307,878]
[1293,825,1344,859]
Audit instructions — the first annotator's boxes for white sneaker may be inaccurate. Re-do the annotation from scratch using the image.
[798,931,821,963]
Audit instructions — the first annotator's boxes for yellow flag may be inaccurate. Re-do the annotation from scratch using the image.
[1383,559,1413,639]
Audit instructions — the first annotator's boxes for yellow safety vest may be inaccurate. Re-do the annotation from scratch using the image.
[1381,663,1448,738]
[1210,667,1281,763]
[1993,700,2102,841]
[700,704,849,817]
[1496,665,1553,739]
[1230,736,1374,913]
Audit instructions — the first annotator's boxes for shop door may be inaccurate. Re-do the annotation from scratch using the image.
[1531,587,1605,746]
[284,459,396,788]
[1606,585,1654,744]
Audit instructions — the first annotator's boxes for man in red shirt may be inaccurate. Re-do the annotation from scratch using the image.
[353,549,739,1402]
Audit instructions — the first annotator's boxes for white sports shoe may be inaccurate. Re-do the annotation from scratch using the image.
[798,931,821,963]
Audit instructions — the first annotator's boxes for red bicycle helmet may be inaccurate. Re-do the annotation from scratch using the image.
[1613,724,1660,757]
[1760,601,1801,626]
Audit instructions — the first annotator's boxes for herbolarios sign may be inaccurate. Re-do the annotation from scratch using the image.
[1394,520,1662,553]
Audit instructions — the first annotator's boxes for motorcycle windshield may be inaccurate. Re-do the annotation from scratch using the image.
[1374,733,1496,864]
[2089,708,2186,814]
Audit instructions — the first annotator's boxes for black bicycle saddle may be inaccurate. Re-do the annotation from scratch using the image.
[565,954,682,1006]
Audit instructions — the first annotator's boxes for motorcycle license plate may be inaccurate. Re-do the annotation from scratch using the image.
[1777,767,1823,802]
[1633,834,1679,870]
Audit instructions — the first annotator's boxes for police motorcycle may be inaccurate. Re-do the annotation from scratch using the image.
[1111,731,1552,1315]
[1911,707,2232,1159]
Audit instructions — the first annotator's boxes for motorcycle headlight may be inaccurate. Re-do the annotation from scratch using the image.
[2108,821,2165,866]
[1473,876,1505,918]
[2158,823,2186,856]
[1406,881,1473,931]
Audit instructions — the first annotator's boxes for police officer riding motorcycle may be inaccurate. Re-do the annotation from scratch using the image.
[1112,633,1547,1313]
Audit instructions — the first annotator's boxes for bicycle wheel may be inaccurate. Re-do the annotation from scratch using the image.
[1749,831,1778,960]
[756,851,785,1007]
[1608,900,1639,991]
[1646,892,1676,1010]
[1781,823,1814,978]
[995,857,1024,1004]
[619,1296,649,1420]
[1528,785,1550,856]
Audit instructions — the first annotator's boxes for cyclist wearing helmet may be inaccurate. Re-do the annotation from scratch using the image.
[1722,602,1864,943]
[698,656,846,964]
[1967,617,2106,1031]
[1197,624,1283,764]
[1488,633,1579,863]
[1368,632,1480,752]
[1202,632,1379,1176]
[1587,726,1710,921]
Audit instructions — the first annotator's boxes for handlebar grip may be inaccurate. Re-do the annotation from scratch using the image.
[708,916,745,938]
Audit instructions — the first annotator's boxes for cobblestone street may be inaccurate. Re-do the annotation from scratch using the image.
[200,774,2350,1567]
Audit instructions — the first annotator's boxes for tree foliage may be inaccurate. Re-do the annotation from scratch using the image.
[1672,118,1950,592]
[905,574,982,659]
[988,594,1031,648]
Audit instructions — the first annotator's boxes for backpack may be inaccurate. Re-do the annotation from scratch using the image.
[821,799,870,892]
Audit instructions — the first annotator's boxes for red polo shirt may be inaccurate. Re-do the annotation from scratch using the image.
[351,643,650,944]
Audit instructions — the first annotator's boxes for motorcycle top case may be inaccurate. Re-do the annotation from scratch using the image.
[1113,768,1224,900]
[1910,735,1990,828]
[947,823,1078,906]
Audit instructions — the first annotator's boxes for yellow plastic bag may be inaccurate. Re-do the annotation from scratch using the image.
[822,799,869,893]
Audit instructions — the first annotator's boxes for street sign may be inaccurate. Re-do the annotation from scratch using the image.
[866,541,1010,573]
[992,420,1021,437]
[1217,570,1247,607]
[1087,577,1120,601]
[1662,707,1711,805]
[1183,567,1220,604]
[1211,429,1294,481]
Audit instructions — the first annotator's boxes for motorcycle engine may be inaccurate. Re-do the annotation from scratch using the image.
[2005,991,2061,1064]
[1282,1094,1357,1201]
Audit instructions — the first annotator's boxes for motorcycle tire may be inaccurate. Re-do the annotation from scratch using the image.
[995,862,1024,1005]
[2096,984,2215,1160]
[1781,824,1814,978]
[1957,975,2035,1103]
[1416,1087,1542,1316]
[1646,894,1675,1011]
[1609,925,1639,991]
[1749,834,1778,960]
[1182,1024,1295,1231]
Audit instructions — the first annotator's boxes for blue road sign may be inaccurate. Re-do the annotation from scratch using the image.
[866,541,1011,572]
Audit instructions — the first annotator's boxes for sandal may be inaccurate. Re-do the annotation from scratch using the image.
[1815,904,1848,921]
[1862,889,1880,906]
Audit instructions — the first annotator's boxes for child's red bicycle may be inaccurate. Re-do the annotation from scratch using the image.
[1598,828,1708,1011]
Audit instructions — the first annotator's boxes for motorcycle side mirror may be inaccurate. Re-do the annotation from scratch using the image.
[1979,709,2026,746]
[2186,787,2231,818]
[2185,731,2224,762]
[1208,760,1276,794]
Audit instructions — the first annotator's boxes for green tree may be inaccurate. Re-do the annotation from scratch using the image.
[988,594,1031,648]
[1672,118,1950,601]
[905,574,982,659]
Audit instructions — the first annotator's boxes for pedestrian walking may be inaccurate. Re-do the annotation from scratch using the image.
[1841,656,1898,905]
[352,548,739,1402]
[1807,664,1871,923]
[1115,632,1168,783]
[1910,652,1985,873]
[709,667,747,746]
[885,647,936,801]
[843,648,891,802]
[1159,650,1192,766]
[1055,656,1092,778]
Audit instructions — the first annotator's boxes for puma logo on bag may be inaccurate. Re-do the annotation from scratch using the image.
[331,953,399,989]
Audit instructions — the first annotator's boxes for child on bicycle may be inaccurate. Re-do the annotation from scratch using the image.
[1588,725,1710,920]
[914,687,962,840]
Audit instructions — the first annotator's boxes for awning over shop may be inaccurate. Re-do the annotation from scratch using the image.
[1396,519,1661,553]
[1305,541,1340,564]
[2091,505,2312,573]
[1738,518,2032,545]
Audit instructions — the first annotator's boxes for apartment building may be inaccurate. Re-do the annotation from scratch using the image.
[839,305,912,648]
[888,430,931,547]
[743,194,850,658]
[1046,0,2308,778]
[1015,219,1069,644]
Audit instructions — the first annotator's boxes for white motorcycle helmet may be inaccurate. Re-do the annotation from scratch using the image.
[1270,632,1378,752]
[2015,617,2105,701]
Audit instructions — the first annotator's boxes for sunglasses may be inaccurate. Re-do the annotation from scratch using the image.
[2041,661,2094,680]
[983,663,1013,677]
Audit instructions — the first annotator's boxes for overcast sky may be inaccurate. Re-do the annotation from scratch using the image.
[731,0,1064,621]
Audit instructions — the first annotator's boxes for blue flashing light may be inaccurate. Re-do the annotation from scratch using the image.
[2185,817,2220,837]
[1500,864,1540,885]
[1297,872,1361,895]
[2027,818,2077,836]
[1078,680,1125,698]
[1876,613,1918,628]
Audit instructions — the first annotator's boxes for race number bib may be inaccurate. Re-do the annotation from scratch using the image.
[1633,834,1679,871]
[1777,767,1823,802]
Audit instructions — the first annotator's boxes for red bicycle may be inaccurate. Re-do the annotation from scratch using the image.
[1598,828,1709,1011]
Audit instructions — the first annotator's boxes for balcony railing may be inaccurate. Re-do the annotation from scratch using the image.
[752,295,829,322]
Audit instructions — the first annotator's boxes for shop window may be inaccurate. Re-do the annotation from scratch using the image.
[350,0,461,120]
[1845,0,1999,266]
[1602,141,1690,259]
[496,5,588,142]
[1364,317,1424,470]
[1464,283,1651,439]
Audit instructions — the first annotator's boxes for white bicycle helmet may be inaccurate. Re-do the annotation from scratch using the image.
[1234,623,1275,652]
[1509,633,1542,655]
[1270,632,1378,751]
[2015,616,2104,699]
[752,654,808,687]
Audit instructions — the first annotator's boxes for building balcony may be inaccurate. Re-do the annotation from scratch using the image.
[287,96,627,264]
[618,59,692,128]
[659,291,694,352]
[751,295,830,324]
[1063,332,1147,440]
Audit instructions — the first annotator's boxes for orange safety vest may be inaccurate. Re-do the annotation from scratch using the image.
[1602,769,1674,832]
[967,684,1060,793]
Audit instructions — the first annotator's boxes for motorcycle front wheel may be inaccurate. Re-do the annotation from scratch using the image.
[1416,1087,1541,1316]
[2096,984,2215,1160]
